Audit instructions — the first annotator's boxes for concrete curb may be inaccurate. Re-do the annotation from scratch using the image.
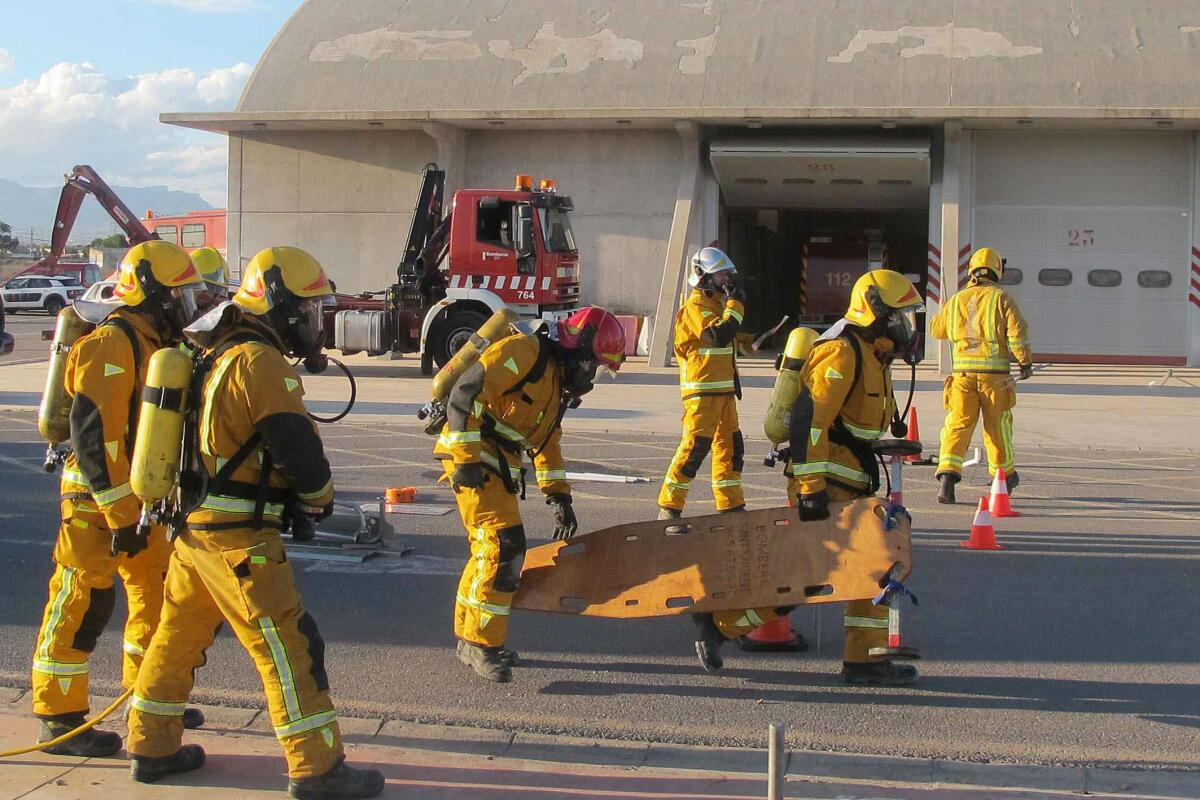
[5,685,1199,799]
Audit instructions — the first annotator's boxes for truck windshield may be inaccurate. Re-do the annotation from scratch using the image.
[538,208,576,252]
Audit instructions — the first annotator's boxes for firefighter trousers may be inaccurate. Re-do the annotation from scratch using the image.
[937,373,1017,478]
[711,484,890,664]
[31,498,171,720]
[658,394,745,513]
[127,527,343,779]
[444,461,526,649]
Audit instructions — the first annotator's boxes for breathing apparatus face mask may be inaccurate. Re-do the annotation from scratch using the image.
[286,295,333,359]
[161,282,205,339]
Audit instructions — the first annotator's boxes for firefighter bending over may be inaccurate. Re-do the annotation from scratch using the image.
[658,247,747,519]
[126,247,384,799]
[436,307,626,683]
[691,270,926,687]
[931,247,1032,504]
[30,241,207,756]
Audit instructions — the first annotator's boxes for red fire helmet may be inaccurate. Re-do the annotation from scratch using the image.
[556,306,627,370]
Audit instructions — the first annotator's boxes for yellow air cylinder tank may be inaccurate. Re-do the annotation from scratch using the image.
[430,307,520,403]
[130,347,193,504]
[763,326,818,445]
[38,306,93,446]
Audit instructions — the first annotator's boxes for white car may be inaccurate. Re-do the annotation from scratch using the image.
[2,275,86,316]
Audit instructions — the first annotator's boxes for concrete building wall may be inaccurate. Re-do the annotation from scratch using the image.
[464,129,680,316]
[229,130,436,292]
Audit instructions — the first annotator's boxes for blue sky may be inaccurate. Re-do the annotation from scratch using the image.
[0,0,300,204]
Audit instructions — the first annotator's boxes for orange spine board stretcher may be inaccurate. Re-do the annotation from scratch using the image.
[513,498,911,618]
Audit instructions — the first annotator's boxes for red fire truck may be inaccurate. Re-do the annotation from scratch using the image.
[141,209,226,255]
[331,164,581,373]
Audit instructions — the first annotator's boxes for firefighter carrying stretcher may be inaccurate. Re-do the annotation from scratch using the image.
[435,307,627,683]
[690,269,926,687]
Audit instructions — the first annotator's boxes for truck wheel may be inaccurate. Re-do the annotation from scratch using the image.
[43,296,65,317]
[432,310,489,368]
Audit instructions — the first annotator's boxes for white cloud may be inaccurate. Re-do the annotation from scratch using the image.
[0,49,13,73]
[143,0,260,11]
[0,61,250,206]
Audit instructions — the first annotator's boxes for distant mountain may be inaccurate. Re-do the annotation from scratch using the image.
[0,177,215,246]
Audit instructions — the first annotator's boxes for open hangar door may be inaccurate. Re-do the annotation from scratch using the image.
[972,130,1193,365]
[709,135,930,341]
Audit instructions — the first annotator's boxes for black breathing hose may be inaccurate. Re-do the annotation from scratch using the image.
[298,356,357,424]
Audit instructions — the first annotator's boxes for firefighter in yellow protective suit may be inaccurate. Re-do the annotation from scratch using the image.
[931,247,1032,504]
[437,307,627,683]
[30,241,208,756]
[692,270,925,687]
[126,247,384,799]
[658,247,746,519]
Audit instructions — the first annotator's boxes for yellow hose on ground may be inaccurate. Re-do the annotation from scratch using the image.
[0,688,133,757]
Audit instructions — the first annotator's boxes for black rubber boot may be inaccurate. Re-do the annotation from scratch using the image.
[38,715,122,758]
[657,507,682,520]
[936,473,960,505]
[457,639,519,668]
[693,614,725,673]
[842,660,919,687]
[288,757,385,799]
[456,640,512,683]
[718,505,747,513]
[1006,471,1020,496]
[130,744,206,783]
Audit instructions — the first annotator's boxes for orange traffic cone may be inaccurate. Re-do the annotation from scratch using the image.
[988,468,1019,518]
[903,407,930,464]
[962,497,1002,550]
[738,613,807,652]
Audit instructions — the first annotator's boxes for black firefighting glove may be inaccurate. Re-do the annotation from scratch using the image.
[725,274,747,304]
[547,493,578,540]
[110,525,148,557]
[797,490,830,523]
[1018,363,1034,381]
[450,462,486,492]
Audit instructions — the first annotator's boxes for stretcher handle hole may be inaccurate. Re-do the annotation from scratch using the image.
[773,518,791,527]
[804,584,834,597]
[710,525,726,533]
[776,586,791,594]
[665,596,695,609]
[625,599,639,607]
[664,524,692,536]
[558,542,586,557]
[624,534,639,542]
[711,591,726,600]
[560,595,588,612]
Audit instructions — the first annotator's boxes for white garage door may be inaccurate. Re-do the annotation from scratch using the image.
[972,131,1192,363]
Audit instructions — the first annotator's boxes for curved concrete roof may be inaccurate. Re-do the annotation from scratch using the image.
[230,0,1200,121]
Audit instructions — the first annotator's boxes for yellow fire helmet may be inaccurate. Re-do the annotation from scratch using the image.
[844,269,923,327]
[968,246,1004,279]
[234,246,335,356]
[190,246,229,287]
[111,240,207,335]
[114,240,203,308]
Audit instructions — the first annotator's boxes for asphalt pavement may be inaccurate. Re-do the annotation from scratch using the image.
[1,409,1198,774]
